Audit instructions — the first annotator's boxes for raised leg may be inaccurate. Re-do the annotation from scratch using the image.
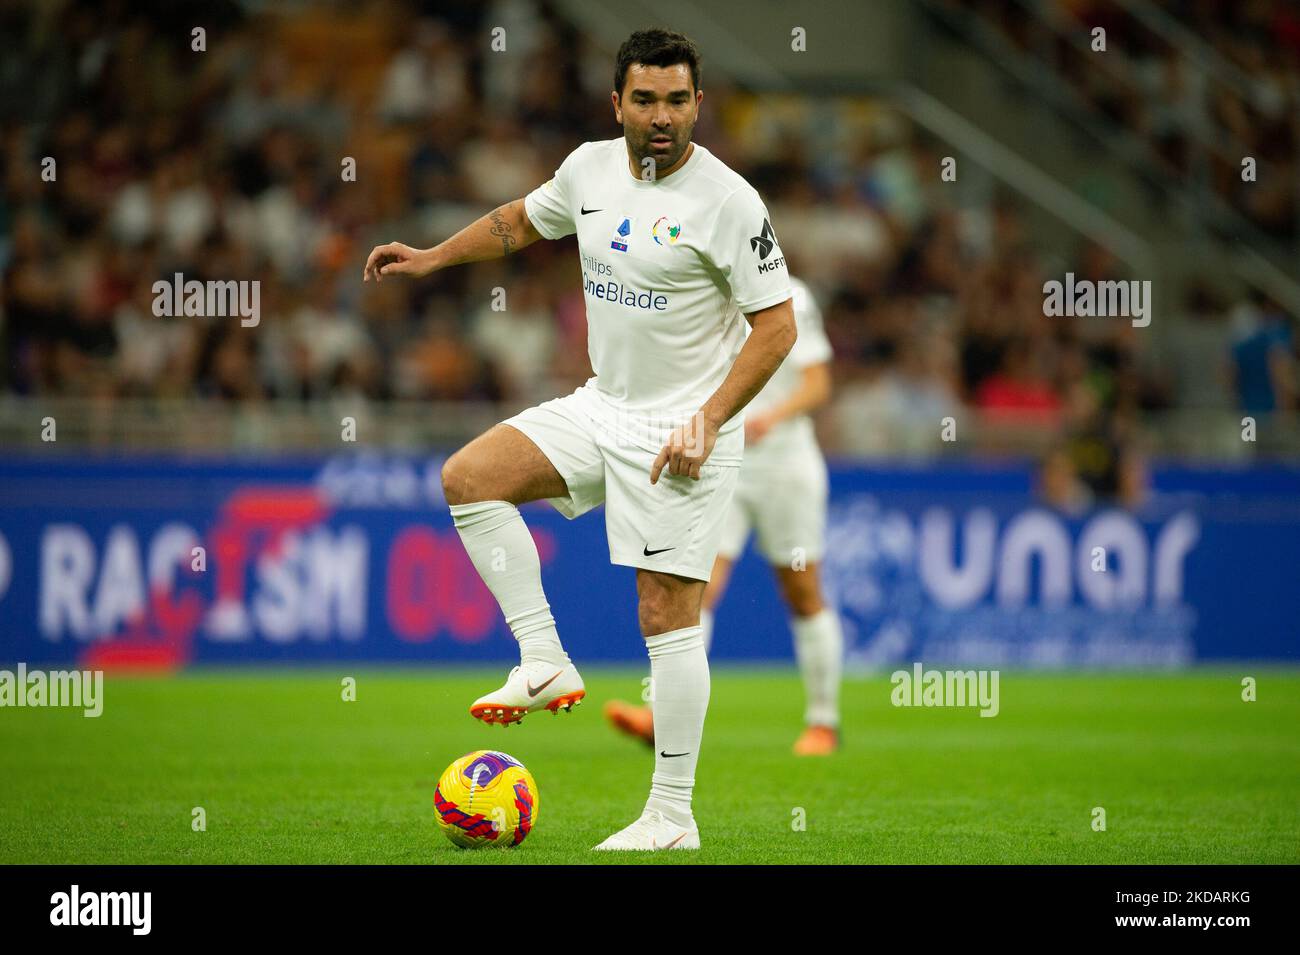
[444,424,583,725]
[441,423,569,506]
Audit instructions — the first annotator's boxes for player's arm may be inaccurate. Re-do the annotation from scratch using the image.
[651,298,796,483]
[746,362,831,444]
[362,198,543,282]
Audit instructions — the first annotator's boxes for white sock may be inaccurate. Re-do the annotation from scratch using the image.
[449,500,569,668]
[792,608,842,728]
[644,625,709,826]
[699,607,714,655]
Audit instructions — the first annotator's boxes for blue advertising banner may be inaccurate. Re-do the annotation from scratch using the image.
[0,453,1296,668]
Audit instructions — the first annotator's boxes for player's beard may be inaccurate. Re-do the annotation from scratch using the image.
[628,125,691,176]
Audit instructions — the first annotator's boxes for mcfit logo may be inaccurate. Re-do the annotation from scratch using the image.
[750,218,785,274]
[750,218,777,259]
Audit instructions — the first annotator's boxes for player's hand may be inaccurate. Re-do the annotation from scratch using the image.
[363,242,434,282]
[651,412,717,484]
[744,410,777,446]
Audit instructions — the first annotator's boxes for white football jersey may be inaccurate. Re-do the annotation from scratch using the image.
[744,275,832,464]
[524,138,792,465]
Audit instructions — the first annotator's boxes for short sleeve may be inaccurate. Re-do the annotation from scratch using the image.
[789,281,832,368]
[524,145,583,240]
[711,187,792,314]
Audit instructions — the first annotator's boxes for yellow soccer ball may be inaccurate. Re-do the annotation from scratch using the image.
[434,750,539,849]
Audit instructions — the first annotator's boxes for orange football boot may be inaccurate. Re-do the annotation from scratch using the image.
[793,725,839,756]
[604,699,655,746]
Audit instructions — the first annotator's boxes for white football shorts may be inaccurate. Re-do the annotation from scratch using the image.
[716,429,828,566]
[502,383,740,582]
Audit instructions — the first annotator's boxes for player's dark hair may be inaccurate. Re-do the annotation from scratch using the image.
[614,28,701,98]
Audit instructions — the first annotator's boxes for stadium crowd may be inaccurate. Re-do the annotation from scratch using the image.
[1,0,1296,503]
[971,0,1300,240]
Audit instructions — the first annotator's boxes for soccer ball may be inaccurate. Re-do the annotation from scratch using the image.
[434,750,539,849]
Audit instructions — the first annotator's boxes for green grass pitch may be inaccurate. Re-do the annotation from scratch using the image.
[1,668,1297,864]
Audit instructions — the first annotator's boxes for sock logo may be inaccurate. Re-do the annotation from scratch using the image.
[659,750,690,758]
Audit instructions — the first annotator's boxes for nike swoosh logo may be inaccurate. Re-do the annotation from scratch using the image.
[580,205,603,215]
[527,671,563,697]
[659,751,690,758]
[643,545,675,557]
[652,831,689,850]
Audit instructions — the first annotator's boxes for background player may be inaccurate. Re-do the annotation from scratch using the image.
[362,29,795,850]
[606,275,843,755]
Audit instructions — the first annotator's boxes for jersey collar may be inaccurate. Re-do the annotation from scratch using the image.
[625,141,703,187]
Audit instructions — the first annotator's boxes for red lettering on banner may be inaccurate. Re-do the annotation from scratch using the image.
[441,542,494,643]
[387,526,440,641]
[387,528,503,644]
[211,525,250,604]
[79,486,331,670]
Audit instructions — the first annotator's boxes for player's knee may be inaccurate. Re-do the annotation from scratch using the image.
[637,580,704,637]
[788,592,824,618]
[638,600,670,638]
[441,452,478,506]
[779,570,824,617]
[638,590,682,638]
[784,581,824,616]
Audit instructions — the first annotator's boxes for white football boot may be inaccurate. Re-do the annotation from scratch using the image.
[469,661,585,726]
[592,809,700,851]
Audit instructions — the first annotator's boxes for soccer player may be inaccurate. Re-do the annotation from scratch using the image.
[363,29,795,851]
[605,276,844,756]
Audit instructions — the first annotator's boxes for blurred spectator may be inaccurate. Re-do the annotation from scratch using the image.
[975,339,1064,424]
[1228,292,1295,415]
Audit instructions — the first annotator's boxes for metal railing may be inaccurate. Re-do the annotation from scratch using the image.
[1,395,1296,462]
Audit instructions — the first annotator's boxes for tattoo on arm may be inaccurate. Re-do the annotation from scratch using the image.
[488,206,517,256]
